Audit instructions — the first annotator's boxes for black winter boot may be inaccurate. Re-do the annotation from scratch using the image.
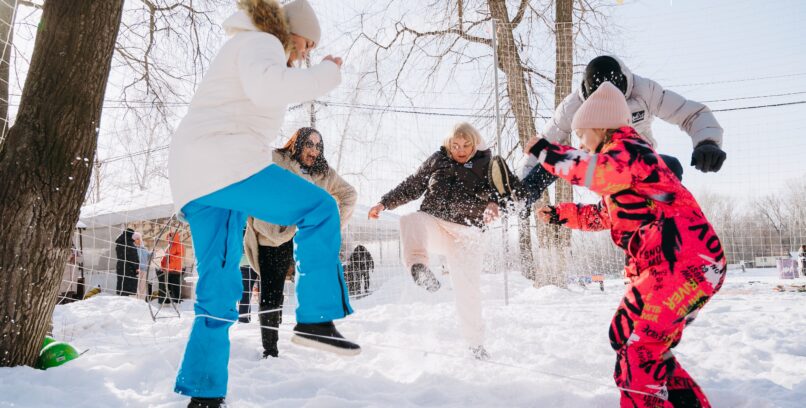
[291,321,361,356]
[411,263,441,292]
[187,397,226,408]
[260,310,281,358]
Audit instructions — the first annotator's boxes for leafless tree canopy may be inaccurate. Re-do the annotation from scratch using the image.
[347,1,616,142]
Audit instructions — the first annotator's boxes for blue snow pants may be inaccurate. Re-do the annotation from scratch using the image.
[174,164,353,398]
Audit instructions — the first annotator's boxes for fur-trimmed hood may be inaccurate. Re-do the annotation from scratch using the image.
[223,10,258,36]
[224,0,291,51]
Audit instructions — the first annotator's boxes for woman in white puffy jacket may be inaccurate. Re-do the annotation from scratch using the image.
[168,1,358,406]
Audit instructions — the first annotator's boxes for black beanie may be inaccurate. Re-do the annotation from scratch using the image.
[582,56,628,99]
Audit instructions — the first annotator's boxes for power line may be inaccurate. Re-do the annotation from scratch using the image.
[100,146,169,164]
[81,89,806,118]
[94,99,806,165]
[711,100,806,112]
[701,90,806,103]
[668,72,806,88]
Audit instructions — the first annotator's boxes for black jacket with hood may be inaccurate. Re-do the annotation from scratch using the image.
[115,228,140,276]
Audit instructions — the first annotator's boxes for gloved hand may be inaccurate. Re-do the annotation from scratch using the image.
[536,206,566,225]
[690,140,726,172]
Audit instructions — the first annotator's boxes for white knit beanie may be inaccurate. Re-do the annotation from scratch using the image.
[571,81,631,130]
[283,0,321,47]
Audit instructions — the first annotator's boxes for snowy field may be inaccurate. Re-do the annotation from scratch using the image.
[1,268,804,407]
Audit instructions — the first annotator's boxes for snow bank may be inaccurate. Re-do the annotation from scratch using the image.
[1,269,804,407]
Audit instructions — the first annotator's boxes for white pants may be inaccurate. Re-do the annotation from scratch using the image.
[136,270,149,300]
[400,211,485,346]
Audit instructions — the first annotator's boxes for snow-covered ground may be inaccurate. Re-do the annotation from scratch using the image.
[1,268,804,407]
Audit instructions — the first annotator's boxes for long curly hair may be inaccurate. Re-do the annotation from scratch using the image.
[277,127,329,176]
[237,0,293,54]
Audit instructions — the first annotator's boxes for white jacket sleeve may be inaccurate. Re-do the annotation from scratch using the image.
[519,92,581,178]
[237,33,341,108]
[542,92,582,144]
[644,77,723,147]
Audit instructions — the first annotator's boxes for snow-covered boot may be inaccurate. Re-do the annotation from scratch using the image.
[470,345,490,361]
[291,321,361,356]
[411,263,441,292]
[260,311,281,358]
[187,397,226,408]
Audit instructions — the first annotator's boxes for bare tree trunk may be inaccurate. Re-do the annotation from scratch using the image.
[0,1,15,145]
[533,0,574,288]
[487,0,536,279]
[551,0,574,287]
[518,216,535,279]
[487,1,536,146]
[0,0,124,367]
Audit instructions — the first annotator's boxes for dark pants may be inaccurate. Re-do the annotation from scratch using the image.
[257,240,294,356]
[116,264,138,296]
[158,270,182,303]
[522,154,684,208]
[238,265,259,323]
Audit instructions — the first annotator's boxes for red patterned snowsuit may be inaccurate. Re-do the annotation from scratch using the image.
[531,127,727,408]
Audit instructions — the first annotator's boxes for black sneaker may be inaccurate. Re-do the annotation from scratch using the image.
[411,264,441,292]
[188,397,226,408]
[291,322,361,356]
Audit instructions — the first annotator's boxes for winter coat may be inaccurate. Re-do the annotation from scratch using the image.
[380,147,498,228]
[522,56,723,178]
[137,245,151,272]
[168,10,341,217]
[531,127,725,279]
[161,233,185,274]
[115,229,139,277]
[344,245,373,296]
[243,149,357,274]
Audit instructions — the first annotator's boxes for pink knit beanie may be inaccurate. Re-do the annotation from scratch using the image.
[571,81,631,130]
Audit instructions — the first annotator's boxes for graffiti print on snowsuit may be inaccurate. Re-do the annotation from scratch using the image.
[530,127,727,408]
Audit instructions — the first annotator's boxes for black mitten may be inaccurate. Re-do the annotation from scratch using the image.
[690,140,726,173]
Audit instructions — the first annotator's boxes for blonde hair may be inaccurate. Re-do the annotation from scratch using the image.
[237,0,293,53]
[443,122,483,159]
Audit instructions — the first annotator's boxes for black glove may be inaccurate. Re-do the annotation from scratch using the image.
[543,206,566,226]
[690,140,726,173]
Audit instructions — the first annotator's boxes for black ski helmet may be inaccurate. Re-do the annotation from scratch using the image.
[582,56,628,99]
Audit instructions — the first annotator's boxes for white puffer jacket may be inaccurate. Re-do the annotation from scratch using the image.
[168,11,341,217]
[521,56,722,178]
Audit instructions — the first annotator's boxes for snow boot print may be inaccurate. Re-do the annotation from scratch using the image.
[411,263,441,292]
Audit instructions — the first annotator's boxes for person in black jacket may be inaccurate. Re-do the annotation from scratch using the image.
[368,122,518,360]
[115,228,140,296]
[344,245,374,296]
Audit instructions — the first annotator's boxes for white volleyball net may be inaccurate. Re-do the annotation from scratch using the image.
[1,0,801,322]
